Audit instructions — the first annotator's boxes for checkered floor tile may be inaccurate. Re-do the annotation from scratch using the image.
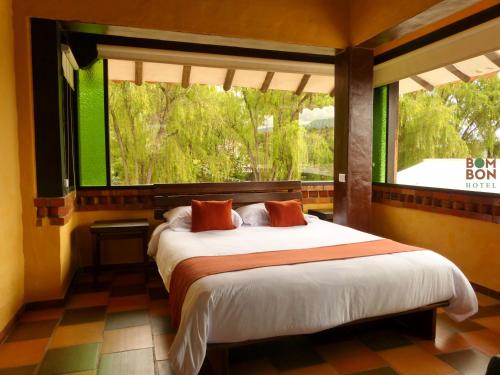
[0,269,498,374]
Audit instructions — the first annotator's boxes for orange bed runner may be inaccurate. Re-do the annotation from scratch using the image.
[169,239,423,327]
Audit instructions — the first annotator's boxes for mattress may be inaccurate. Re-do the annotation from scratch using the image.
[148,219,478,375]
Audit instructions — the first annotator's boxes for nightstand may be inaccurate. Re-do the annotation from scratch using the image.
[90,219,150,285]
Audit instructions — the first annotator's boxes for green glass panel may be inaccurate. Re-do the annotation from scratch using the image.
[77,60,107,186]
[372,86,388,183]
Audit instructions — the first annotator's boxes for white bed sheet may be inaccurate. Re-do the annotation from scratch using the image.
[148,220,478,375]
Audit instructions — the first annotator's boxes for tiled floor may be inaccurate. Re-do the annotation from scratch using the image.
[0,270,498,375]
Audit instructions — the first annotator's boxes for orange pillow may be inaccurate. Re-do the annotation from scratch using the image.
[191,200,236,232]
[264,200,307,227]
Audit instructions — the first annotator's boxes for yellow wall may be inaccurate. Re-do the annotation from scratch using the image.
[371,203,500,291]
[0,0,24,330]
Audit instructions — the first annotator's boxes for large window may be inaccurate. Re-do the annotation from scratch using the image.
[395,54,499,194]
[107,68,333,185]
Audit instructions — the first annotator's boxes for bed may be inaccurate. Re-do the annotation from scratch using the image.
[148,181,478,375]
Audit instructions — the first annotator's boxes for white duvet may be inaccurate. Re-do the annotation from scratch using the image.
[148,220,478,375]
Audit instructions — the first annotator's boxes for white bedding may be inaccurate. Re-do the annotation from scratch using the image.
[148,220,478,375]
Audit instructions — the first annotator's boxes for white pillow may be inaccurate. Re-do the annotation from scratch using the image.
[235,203,270,226]
[236,203,320,226]
[162,205,243,231]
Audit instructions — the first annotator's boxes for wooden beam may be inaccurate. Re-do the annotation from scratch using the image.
[135,61,143,85]
[358,0,482,48]
[260,72,274,93]
[411,75,434,91]
[223,69,235,91]
[484,52,500,68]
[445,64,471,82]
[295,74,311,95]
[182,65,191,88]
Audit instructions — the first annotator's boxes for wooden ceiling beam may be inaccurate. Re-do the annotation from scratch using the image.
[223,69,236,91]
[411,75,434,91]
[135,61,143,85]
[295,74,311,95]
[445,64,471,82]
[484,52,500,68]
[182,65,191,88]
[260,72,274,93]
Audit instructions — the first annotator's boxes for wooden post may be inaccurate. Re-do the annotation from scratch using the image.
[333,47,374,231]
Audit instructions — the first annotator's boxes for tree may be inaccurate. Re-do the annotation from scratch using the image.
[108,81,334,184]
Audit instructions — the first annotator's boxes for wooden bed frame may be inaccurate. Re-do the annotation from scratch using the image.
[152,181,449,375]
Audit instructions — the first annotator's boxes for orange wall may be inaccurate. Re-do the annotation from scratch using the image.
[13,0,349,48]
[0,0,24,331]
[371,203,500,291]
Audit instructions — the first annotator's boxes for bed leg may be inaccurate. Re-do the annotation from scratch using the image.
[397,308,437,340]
[207,346,228,375]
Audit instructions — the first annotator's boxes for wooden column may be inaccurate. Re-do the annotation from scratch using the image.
[333,47,374,231]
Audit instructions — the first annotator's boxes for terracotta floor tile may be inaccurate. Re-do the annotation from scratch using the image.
[228,357,279,375]
[38,343,100,375]
[50,321,104,348]
[281,363,341,375]
[151,314,176,335]
[102,325,153,353]
[475,292,499,307]
[156,360,175,375]
[437,349,490,375]
[437,313,484,333]
[0,338,49,367]
[110,285,147,298]
[19,308,64,322]
[60,306,106,326]
[6,320,58,342]
[99,348,154,375]
[415,332,471,355]
[148,287,168,300]
[107,294,150,313]
[153,334,175,360]
[112,273,146,286]
[316,339,387,374]
[0,365,37,375]
[459,329,500,356]
[105,309,150,330]
[473,315,500,334]
[348,368,399,375]
[150,300,170,316]
[378,345,456,375]
[66,292,109,309]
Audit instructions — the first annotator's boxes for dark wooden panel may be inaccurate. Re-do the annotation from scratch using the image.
[334,48,374,231]
[154,181,301,195]
[374,4,500,65]
[155,191,302,209]
[359,0,482,48]
[31,19,66,197]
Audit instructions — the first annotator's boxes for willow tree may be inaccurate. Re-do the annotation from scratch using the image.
[437,76,500,158]
[398,91,469,171]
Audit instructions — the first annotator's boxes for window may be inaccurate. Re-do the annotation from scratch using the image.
[106,61,334,185]
[394,53,500,194]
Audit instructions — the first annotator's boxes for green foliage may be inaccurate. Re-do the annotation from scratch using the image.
[108,82,333,185]
[398,75,500,171]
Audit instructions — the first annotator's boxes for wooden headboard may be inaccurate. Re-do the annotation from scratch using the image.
[153,181,302,219]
